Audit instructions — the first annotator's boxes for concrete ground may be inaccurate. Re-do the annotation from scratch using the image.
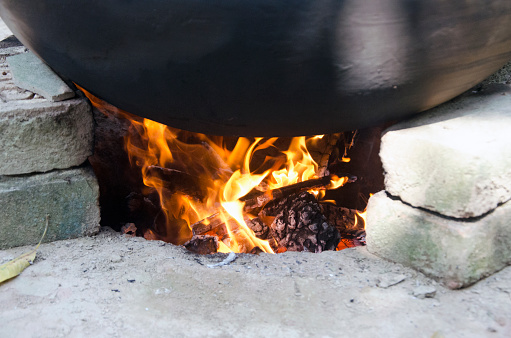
[1,227,510,338]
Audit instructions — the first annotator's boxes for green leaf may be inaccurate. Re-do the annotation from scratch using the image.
[0,215,49,283]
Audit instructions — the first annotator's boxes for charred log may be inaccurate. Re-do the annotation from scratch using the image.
[242,173,356,212]
[146,165,205,201]
[317,133,342,177]
[246,217,269,239]
[268,192,340,253]
[320,203,365,235]
[184,235,219,255]
[191,213,269,241]
[191,213,228,236]
[191,173,351,238]
[325,127,385,210]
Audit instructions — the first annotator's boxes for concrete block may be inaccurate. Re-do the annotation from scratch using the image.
[7,51,75,102]
[365,191,511,289]
[0,98,94,175]
[0,166,100,249]
[381,84,511,218]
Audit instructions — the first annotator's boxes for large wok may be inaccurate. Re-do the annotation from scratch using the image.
[1,0,511,136]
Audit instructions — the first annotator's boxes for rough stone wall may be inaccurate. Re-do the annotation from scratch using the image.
[0,33,100,249]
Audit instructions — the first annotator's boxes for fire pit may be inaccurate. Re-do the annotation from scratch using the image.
[1,0,511,135]
[84,89,372,255]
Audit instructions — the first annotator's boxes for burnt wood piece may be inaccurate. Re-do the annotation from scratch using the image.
[190,215,266,253]
[337,238,365,250]
[191,213,228,236]
[146,165,205,201]
[317,133,342,178]
[241,173,356,211]
[326,126,386,210]
[184,235,219,255]
[191,213,267,240]
[320,203,365,236]
[239,190,273,213]
[246,217,269,240]
[191,175,351,236]
[269,192,340,253]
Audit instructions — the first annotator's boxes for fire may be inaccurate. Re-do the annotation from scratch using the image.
[354,209,368,229]
[269,137,317,189]
[351,192,372,231]
[79,86,354,254]
[219,138,274,253]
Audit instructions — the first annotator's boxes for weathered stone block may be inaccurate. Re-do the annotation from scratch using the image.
[7,51,75,102]
[0,98,94,175]
[0,166,100,249]
[366,191,511,289]
[381,84,511,218]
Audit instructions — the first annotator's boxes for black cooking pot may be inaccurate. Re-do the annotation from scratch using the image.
[1,0,511,136]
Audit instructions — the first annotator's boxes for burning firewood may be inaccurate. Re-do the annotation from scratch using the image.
[317,133,342,177]
[320,203,367,250]
[241,173,356,211]
[246,217,269,239]
[192,213,227,236]
[266,192,340,253]
[189,171,358,254]
[191,174,351,236]
[241,175,332,210]
[191,213,268,249]
[320,204,365,235]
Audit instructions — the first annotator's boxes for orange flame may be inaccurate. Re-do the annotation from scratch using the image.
[354,193,372,230]
[269,137,317,189]
[354,209,367,229]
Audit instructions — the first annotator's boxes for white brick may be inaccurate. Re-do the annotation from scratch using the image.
[381,84,511,218]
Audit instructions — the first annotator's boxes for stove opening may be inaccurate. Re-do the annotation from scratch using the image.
[81,88,384,255]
